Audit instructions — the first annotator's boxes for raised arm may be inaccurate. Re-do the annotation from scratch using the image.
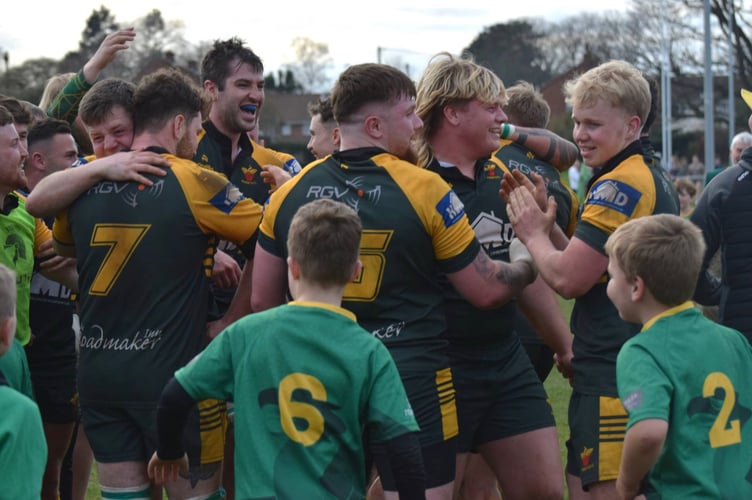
[47,28,135,123]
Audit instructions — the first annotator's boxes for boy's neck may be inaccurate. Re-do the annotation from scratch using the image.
[635,297,675,326]
[291,281,346,309]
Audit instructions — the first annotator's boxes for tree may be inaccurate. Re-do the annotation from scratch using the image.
[462,20,551,87]
[0,58,59,103]
[58,6,120,74]
[285,37,332,93]
[264,69,303,94]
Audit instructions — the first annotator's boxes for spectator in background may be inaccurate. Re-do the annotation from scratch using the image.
[674,178,696,218]
[568,159,580,192]
[706,131,752,185]
[691,88,752,344]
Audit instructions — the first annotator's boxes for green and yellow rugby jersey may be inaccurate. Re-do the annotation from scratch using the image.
[618,304,752,498]
[195,121,302,316]
[53,148,262,407]
[194,121,301,205]
[259,147,480,368]
[427,158,517,349]
[572,141,679,395]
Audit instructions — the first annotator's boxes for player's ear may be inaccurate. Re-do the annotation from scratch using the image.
[443,103,461,126]
[364,115,382,138]
[173,114,186,141]
[287,256,301,281]
[349,260,363,283]
[631,275,645,302]
[332,127,341,148]
[627,115,641,137]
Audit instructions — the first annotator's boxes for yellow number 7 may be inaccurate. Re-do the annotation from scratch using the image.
[89,224,150,296]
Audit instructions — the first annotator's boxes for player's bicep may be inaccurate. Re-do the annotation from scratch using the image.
[250,243,288,312]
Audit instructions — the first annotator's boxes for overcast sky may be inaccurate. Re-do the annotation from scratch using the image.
[2,1,629,78]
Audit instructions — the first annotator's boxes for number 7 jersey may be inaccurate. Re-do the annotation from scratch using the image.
[52,150,263,406]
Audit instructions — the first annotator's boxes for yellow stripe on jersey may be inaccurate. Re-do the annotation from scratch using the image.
[197,398,227,465]
[435,367,459,440]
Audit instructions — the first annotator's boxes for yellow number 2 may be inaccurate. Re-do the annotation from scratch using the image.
[278,373,327,446]
[703,372,742,448]
[89,224,150,296]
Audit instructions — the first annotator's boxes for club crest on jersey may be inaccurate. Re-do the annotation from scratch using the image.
[240,166,258,184]
[587,179,641,216]
[484,162,501,179]
[436,190,465,228]
[210,184,245,214]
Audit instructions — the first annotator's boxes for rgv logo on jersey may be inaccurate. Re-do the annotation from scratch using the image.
[586,179,641,216]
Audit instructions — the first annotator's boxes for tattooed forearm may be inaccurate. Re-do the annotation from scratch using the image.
[472,251,534,293]
[514,127,579,170]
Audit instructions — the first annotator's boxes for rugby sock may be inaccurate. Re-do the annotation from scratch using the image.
[100,483,151,500]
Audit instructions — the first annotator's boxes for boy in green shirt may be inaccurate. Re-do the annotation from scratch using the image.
[605,214,752,499]
[148,198,425,499]
[0,263,47,499]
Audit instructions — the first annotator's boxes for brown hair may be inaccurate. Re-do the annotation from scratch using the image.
[503,81,550,128]
[332,63,415,125]
[605,214,705,306]
[287,199,362,287]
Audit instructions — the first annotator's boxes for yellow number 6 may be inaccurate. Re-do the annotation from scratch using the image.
[278,373,327,446]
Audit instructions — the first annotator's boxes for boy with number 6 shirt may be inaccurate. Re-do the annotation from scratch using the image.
[148,199,426,499]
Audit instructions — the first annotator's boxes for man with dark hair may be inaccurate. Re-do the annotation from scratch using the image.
[23,118,80,500]
[306,96,340,160]
[52,69,263,500]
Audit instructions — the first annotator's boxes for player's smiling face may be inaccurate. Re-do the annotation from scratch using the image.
[214,60,265,135]
[0,122,27,191]
[87,105,134,158]
[572,100,639,169]
[456,98,506,158]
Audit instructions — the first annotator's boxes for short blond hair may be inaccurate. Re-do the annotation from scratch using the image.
[564,60,650,125]
[0,264,17,319]
[605,214,705,306]
[415,52,506,167]
[503,81,550,128]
